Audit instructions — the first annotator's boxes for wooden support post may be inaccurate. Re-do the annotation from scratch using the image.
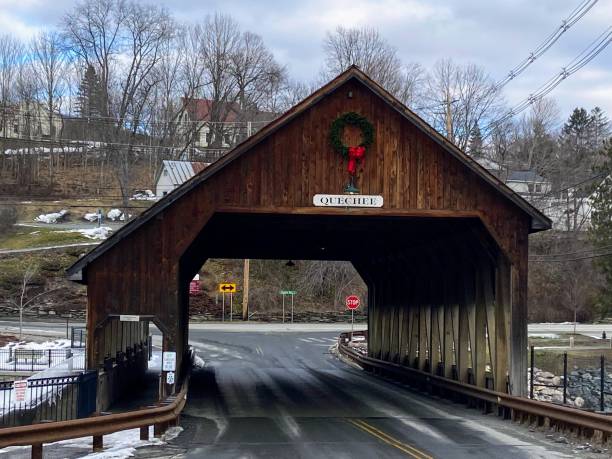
[93,435,103,452]
[510,260,529,396]
[474,264,487,388]
[495,258,511,393]
[140,425,149,441]
[458,269,473,383]
[419,304,429,371]
[31,443,42,459]
[430,304,441,374]
[408,306,418,367]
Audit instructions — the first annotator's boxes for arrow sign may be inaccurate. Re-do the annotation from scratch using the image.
[219,283,237,293]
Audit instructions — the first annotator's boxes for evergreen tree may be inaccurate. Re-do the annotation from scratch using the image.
[467,125,483,158]
[589,139,612,318]
[76,64,103,120]
[590,106,610,149]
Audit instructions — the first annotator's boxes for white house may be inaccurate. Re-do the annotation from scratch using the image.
[0,102,62,140]
[505,170,551,196]
[155,160,209,197]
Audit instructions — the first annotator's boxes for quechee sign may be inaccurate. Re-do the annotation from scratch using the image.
[312,194,383,208]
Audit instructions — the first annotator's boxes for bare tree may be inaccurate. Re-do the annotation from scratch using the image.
[323,26,423,105]
[30,31,69,174]
[424,58,504,151]
[63,0,173,212]
[6,265,59,339]
[0,35,24,167]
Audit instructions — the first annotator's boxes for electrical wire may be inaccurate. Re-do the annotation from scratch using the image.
[494,0,599,90]
[484,24,612,136]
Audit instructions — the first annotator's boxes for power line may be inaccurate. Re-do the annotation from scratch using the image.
[484,24,612,135]
[494,0,599,90]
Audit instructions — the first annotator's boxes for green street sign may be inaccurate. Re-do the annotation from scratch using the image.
[280,290,297,295]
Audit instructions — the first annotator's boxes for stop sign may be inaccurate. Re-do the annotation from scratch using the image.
[346,295,360,310]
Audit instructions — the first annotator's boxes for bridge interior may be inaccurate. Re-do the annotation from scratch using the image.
[178,211,511,394]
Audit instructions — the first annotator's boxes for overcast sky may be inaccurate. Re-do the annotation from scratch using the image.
[1,0,611,124]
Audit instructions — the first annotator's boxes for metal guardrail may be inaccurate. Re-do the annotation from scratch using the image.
[0,348,194,458]
[0,372,96,427]
[337,332,612,439]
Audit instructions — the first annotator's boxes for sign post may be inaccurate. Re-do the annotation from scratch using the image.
[345,295,360,341]
[280,291,297,324]
[219,283,237,322]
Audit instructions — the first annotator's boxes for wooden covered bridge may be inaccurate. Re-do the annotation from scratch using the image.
[67,66,551,409]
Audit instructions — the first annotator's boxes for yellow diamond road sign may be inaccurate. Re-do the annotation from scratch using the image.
[219,283,237,293]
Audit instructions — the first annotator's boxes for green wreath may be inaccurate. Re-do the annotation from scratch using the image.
[329,112,374,157]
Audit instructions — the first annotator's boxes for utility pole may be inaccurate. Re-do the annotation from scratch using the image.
[445,93,453,142]
[242,259,250,320]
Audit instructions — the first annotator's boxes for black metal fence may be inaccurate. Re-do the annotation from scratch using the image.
[0,371,97,427]
[71,327,87,348]
[529,345,612,412]
[0,348,85,372]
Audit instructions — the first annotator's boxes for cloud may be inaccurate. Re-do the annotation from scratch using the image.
[2,0,612,118]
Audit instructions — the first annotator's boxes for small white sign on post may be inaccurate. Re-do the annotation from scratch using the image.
[14,380,27,402]
[119,314,140,322]
[166,372,175,384]
[162,351,176,372]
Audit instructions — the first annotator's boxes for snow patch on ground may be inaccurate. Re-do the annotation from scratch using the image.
[193,354,206,368]
[107,209,123,221]
[131,190,156,201]
[83,212,99,222]
[528,333,560,339]
[148,351,161,371]
[1,339,71,350]
[62,227,113,240]
[1,426,184,459]
[34,210,68,223]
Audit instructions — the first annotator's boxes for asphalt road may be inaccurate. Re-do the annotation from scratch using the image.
[139,330,580,459]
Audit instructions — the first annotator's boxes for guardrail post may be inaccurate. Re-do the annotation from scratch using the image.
[529,346,534,400]
[93,435,103,452]
[600,355,605,413]
[154,422,167,438]
[31,443,42,459]
[140,426,149,440]
[563,352,567,405]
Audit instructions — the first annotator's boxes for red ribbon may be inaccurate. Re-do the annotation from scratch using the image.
[347,146,365,175]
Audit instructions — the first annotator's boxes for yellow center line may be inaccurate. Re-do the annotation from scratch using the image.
[348,418,434,459]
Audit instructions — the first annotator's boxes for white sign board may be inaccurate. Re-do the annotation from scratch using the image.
[166,372,175,384]
[119,314,140,322]
[162,351,176,372]
[14,380,27,402]
[313,194,383,208]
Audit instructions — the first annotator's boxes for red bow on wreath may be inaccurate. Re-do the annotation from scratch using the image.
[347,146,366,175]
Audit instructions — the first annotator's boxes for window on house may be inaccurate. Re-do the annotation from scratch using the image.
[163,170,168,176]
[528,184,534,193]
[535,184,542,193]
[13,124,18,134]
[206,132,212,145]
